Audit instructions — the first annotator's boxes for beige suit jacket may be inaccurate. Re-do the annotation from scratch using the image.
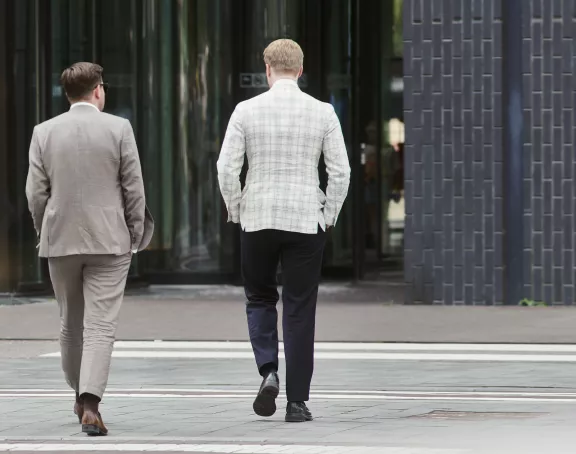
[25,104,153,258]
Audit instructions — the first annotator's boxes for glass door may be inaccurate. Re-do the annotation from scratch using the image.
[228,0,325,281]
[318,0,405,281]
[320,0,354,276]
[225,0,405,283]
[12,0,50,293]
[353,0,405,280]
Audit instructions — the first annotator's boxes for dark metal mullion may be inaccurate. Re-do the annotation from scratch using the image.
[171,0,181,273]
[231,0,246,285]
[0,0,15,292]
[91,0,102,63]
[220,1,236,279]
[35,0,52,287]
[35,0,51,124]
[374,0,383,261]
[351,0,363,281]
[133,0,146,278]
[219,0,232,277]
[502,0,523,305]
[133,0,143,138]
[62,0,71,112]
[38,0,51,123]
[14,0,30,292]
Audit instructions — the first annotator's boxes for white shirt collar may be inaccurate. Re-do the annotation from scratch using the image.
[70,102,100,111]
[271,78,299,88]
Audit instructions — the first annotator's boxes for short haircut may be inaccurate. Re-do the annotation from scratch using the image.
[60,62,103,100]
[263,39,304,73]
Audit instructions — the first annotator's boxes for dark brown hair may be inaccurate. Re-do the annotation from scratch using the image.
[60,62,103,100]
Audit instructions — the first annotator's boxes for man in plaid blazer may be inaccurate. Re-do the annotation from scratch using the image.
[217,39,350,423]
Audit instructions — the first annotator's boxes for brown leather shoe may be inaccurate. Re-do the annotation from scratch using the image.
[81,393,108,436]
[81,410,108,436]
[74,402,83,423]
[74,393,83,423]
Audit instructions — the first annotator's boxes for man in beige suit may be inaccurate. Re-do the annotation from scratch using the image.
[25,62,153,436]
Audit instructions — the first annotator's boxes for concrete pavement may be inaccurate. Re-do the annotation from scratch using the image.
[1,285,576,343]
[3,285,576,452]
[3,341,576,453]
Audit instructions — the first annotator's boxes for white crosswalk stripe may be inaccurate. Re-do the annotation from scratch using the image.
[39,341,576,362]
[112,341,576,352]
[2,388,576,403]
[0,443,469,453]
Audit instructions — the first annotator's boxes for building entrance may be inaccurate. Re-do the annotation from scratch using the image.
[0,0,404,294]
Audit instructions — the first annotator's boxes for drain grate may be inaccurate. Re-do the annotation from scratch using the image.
[409,410,548,420]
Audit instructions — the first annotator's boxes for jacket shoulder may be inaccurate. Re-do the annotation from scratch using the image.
[298,93,336,119]
[99,112,129,124]
[317,98,336,113]
[235,93,268,111]
[288,90,333,110]
[34,112,69,132]
[90,112,130,132]
[36,110,128,129]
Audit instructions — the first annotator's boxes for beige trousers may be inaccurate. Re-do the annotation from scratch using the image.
[48,253,132,399]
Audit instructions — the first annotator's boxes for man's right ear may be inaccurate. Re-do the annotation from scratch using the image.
[94,85,103,100]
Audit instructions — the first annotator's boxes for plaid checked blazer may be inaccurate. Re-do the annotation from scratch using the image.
[217,79,351,234]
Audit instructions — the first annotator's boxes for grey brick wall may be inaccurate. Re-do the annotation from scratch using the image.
[522,0,576,305]
[403,0,504,305]
[404,0,576,305]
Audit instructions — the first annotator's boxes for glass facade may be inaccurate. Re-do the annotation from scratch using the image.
[0,0,404,294]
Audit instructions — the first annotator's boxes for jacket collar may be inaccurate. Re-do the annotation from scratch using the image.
[270,78,300,90]
[69,102,100,112]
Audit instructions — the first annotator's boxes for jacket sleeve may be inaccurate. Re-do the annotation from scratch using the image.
[120,120,146,250]
[217,108,245,224]
[322,105,351,226]
[25,127,50,238]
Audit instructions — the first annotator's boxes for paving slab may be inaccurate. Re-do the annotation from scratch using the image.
[1,285,576,343]
[2,343,576,453]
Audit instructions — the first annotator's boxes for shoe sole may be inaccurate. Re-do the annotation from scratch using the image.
[82,424,107,436]
[253,384,279,417]
[285,414,313,423]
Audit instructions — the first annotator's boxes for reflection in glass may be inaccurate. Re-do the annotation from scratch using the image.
[99,0,138,122]
[15,0,45,289]
[240,0,304,100]
[140,0,175,267]
[364,121,402,257]
[51,0,96,116]
[0,0,10,291]
[322,0,353,267]
[100,0,139,275]
[172,0,233,272]
[379,0,404,258]
[392,0,403,57]
[132,0,188,275]
[3,0,405,290]
[387,118,405,255]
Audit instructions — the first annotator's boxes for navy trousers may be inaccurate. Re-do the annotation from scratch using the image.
[241,228,326,402]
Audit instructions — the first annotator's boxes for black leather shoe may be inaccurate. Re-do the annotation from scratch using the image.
[253,372,280,417]
[285,401,313,422]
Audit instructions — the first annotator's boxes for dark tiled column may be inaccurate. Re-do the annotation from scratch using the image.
[403,0,504,305]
